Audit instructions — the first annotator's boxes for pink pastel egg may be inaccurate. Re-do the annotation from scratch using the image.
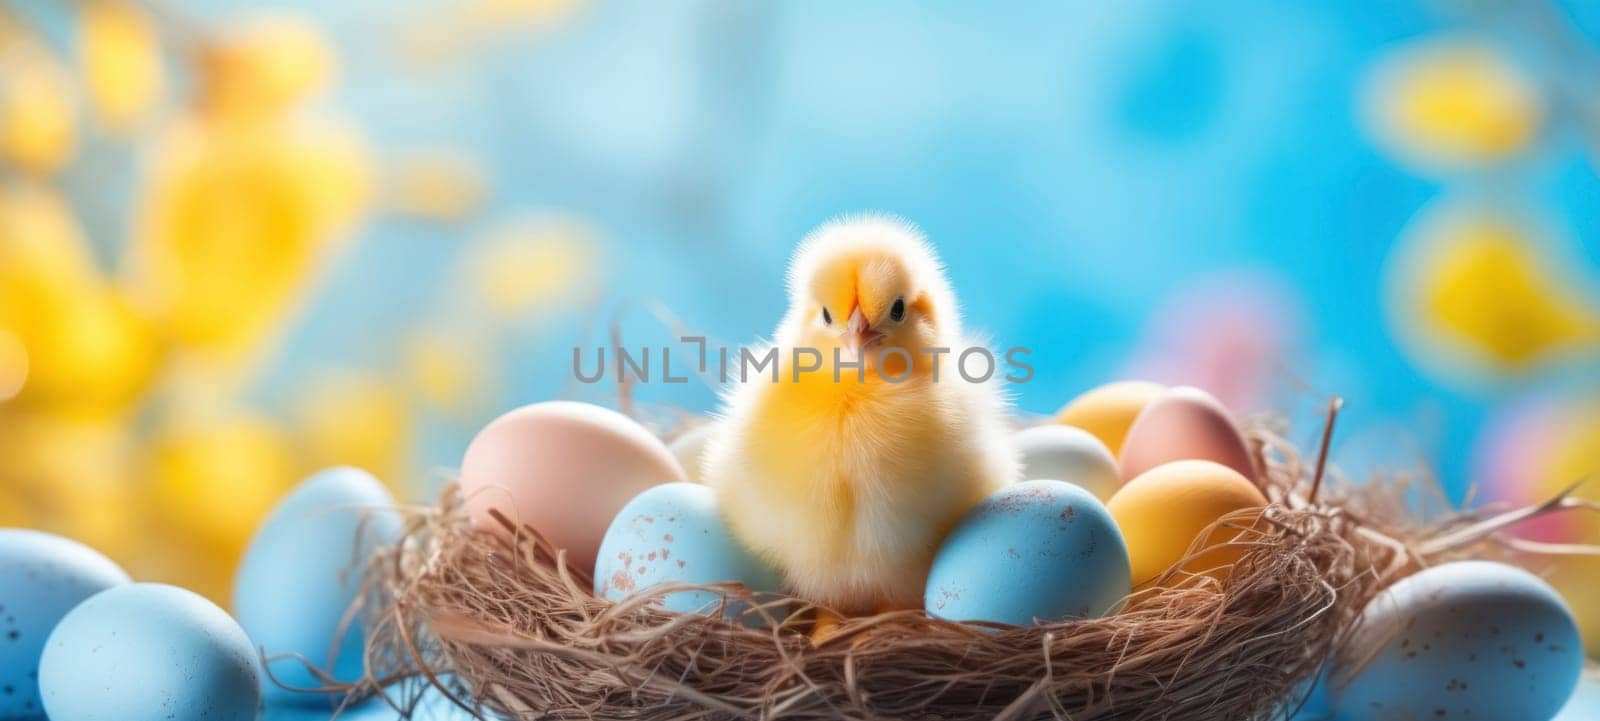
[458,401,686,574]
[1117,386,1257,484]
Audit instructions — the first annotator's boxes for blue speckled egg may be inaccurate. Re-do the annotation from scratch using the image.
[0,529,130,719]
[1330,561,1583,721]
[234,467,402,704]
[925,480,1131,625]
[594,483,780,617]
[39,583,261,721]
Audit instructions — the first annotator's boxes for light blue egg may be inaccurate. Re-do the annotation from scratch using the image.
[594,483,780,618]
[234,467,402,704]
[0,529,130,719]
[926,480,1130,625]
[1330,561,1583,721]
[39,583,260,721]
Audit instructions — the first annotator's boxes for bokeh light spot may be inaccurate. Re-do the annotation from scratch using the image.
[466,217,600,318]
[1362,38,1542,171]
[79,0,165,132]
[0,43,77,175]
[1387,203,1600,384]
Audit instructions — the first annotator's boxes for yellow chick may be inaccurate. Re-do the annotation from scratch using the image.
[703,215,1016,617]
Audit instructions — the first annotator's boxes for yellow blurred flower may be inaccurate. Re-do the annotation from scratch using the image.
[0,329,26,402]
[385,150,488,220]
[0,41,77,175]
[283,119,373,231]
[0,412,140,561]
[0,182,90,293]
[465,215,599,318]
[200,13,334,123]
[1363,38,1543,171]
[0,184,160,414]
[1424,223,1593,367]
[473,0,582,26]
[151,412,297,559]
[295,371,410,487]
[404,0,581,65]
[403,327,493,414]
[128,115,372,358]
[22,289,160,413]
[1387,205,1600,381]
[78,0,165,132]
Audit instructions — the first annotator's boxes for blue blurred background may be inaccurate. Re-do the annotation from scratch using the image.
[1,0,1596,631]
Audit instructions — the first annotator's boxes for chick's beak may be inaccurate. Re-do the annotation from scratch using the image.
[842,307,884,354]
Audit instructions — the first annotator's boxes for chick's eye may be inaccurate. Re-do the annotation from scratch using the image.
[889,298,906,322]
[821,307,832,325]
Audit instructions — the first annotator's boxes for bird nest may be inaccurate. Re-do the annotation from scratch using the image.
[346,411,1583,721]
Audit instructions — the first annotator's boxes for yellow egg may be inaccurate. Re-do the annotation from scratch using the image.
[1055,380,1165,457]
[0,479,27,527]
[1106,459,1267,588]
[1547,555,1600,659]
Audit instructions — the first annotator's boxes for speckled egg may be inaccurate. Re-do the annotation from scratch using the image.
[1329,561,1583,721]
[667,422,715,483]
[459,401,686,575]
[234,467,402,703]
[1287,665,1334,721]
[0,530,130,719]
[1055,380,1166,457]
[1117,386,1256,483]
[39,583,261,721]
[1014,425,1121,500]
[925,480,1130,625]
[1107,460,1267,587]
[594,483,781,617]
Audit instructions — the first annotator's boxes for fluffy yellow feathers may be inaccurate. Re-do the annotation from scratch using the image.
[703,215,1016,613]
